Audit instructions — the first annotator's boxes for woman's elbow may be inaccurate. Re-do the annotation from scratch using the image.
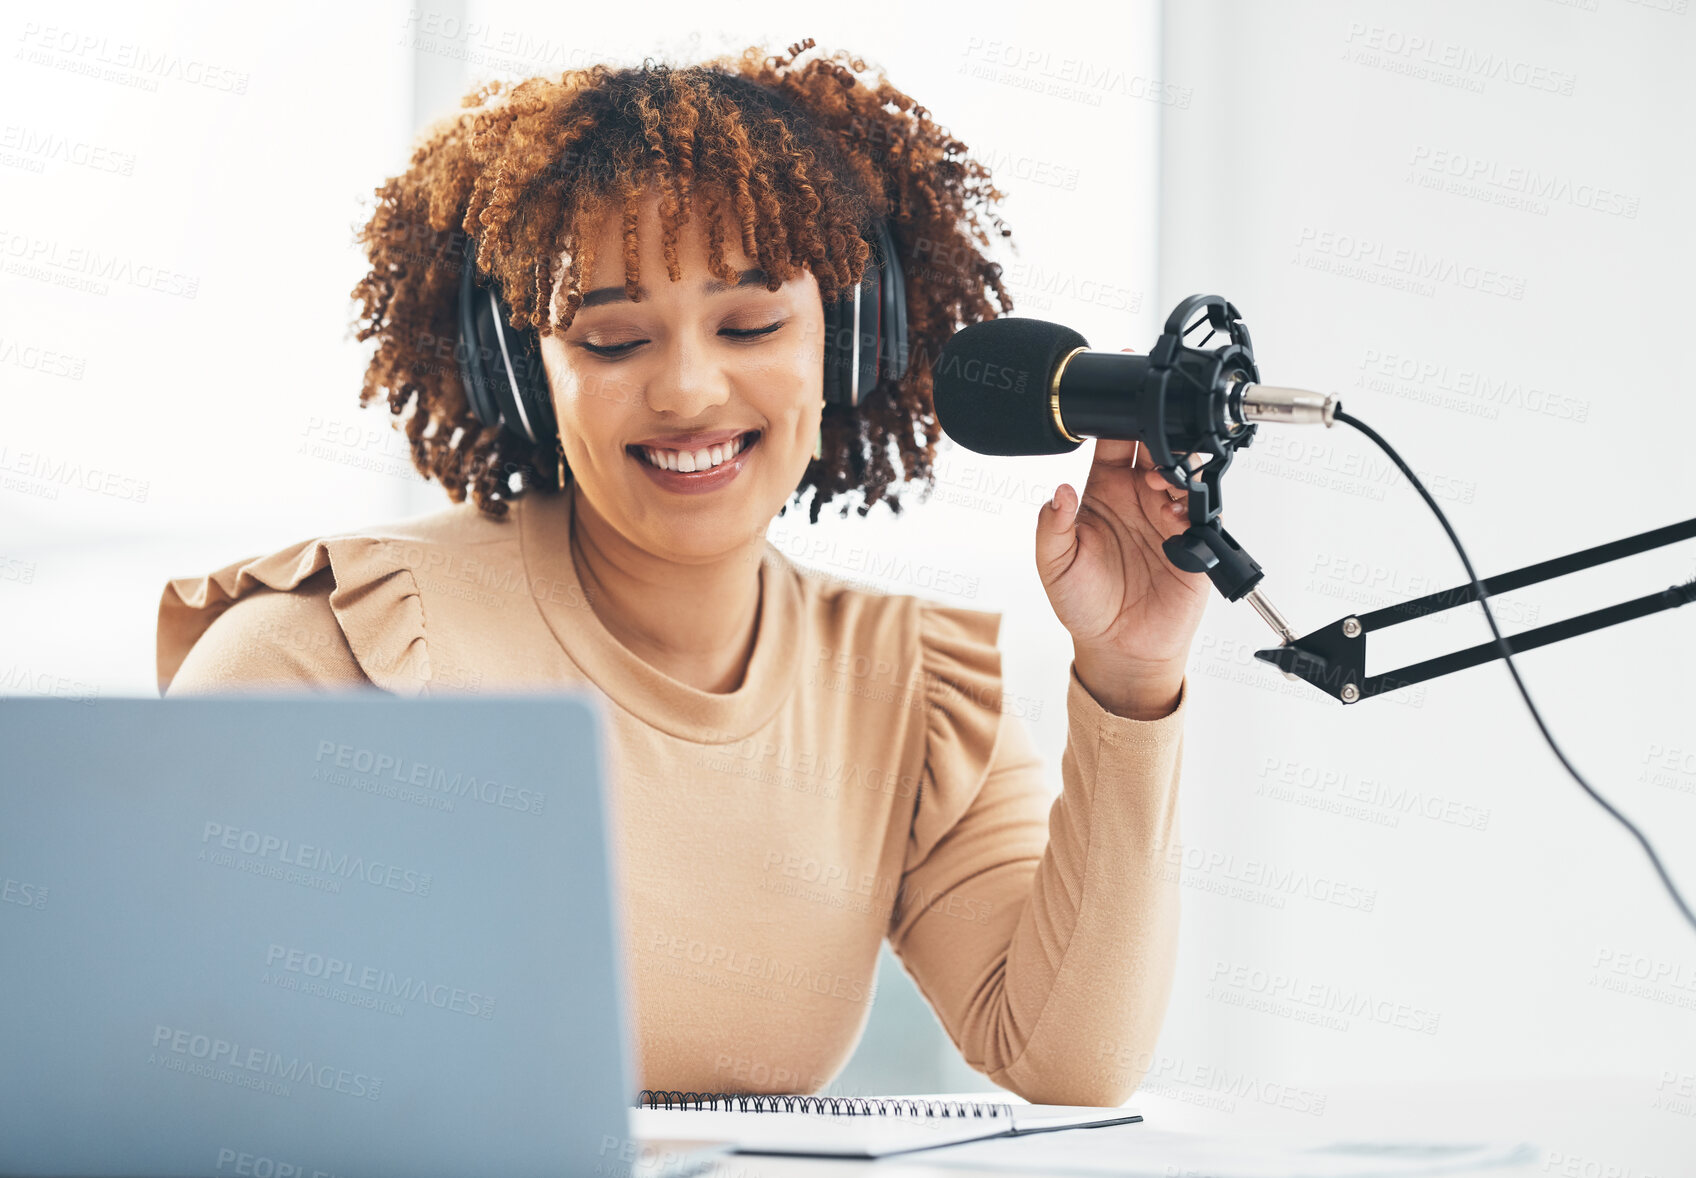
[991,1047,1148,1109]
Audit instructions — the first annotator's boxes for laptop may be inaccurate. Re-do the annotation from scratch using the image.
[0,693,727,1178]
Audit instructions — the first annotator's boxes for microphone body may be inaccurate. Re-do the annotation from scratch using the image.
[929,299,1338,604]
[932,317,1335,459]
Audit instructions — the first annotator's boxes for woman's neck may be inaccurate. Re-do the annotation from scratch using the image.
[567,490,764,695]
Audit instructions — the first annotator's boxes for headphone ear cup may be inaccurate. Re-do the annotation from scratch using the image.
[482,298,541,446]
[821,283,845,408]
[509,328,556,447]
[817,223,909,409]
[873,221,909,383]
[854,252,881,404]
[483,290,553,448]
[457,237,556,449]
[457,238,503,431]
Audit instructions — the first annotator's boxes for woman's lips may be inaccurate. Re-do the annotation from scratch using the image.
[627,430,760,495]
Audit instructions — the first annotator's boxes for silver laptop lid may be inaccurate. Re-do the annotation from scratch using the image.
[0,693,638,1178]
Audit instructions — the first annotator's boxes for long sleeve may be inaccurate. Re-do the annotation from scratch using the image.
[888,604,1186,1107]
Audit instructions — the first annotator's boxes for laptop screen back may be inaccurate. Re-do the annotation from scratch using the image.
[0,693,635,1178]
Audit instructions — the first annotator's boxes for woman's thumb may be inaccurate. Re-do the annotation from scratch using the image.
[1035,482,1079,578]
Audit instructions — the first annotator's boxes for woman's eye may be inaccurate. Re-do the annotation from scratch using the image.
[576,321,784,360]
[580,340,644,358]
[722,321,785,340]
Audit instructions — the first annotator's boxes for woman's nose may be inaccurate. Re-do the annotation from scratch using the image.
[643,331,732,418]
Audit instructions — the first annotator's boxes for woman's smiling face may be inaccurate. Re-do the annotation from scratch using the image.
[538,187,826,561]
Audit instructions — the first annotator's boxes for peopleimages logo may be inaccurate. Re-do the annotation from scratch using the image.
[150,1025,381,1100]
[1293,227,1526,301]
[214,1145,335,1178]
[265,944,496,1019]
[1150,837,1378,912]
[929,351,1031,394]
[16,23,251,93]
[1093,1041,1328,1117]
[313,740,545,816]
[648,932,874,1004]
[1207,960,1442,1035]
[1357,347,1591,424]
[199,822,431,896]
[1,872,49,910]
[1341,22,1576,97]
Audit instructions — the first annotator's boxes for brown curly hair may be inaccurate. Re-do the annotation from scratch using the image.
[350,38,1015,522]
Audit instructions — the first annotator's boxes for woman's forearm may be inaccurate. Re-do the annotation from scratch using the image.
[891,663,1187,1106]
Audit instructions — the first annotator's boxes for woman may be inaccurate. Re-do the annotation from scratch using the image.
[156,40,1208,1106]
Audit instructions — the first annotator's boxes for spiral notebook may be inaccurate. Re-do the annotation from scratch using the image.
[628,1091,1142,1158]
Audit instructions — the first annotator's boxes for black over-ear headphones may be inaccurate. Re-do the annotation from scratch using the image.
[454,208,910,451]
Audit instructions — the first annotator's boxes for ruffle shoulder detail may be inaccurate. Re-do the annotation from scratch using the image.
[157,535,430,696]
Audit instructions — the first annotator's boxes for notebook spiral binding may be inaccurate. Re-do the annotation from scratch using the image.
[636,1090,1015,1118]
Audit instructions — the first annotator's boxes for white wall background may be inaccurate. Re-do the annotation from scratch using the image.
[2,0,1692,1169]
[1147,1,1695,1169]
[1164,0,1696,1069]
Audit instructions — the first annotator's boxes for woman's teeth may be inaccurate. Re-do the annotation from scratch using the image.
[637,432,753,472]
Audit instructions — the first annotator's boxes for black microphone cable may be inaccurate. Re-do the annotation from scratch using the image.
[1334,407,1696,936]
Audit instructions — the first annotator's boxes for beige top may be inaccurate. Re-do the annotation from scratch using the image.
[156,480,1186,1106]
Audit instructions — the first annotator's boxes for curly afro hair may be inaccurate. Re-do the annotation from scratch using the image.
[350,38,1015,521]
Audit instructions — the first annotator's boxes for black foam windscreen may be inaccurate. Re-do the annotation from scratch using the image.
[932,317,1090,456]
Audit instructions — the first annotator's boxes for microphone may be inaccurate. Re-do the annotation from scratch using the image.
[928,295,1338,623]
[931,316,1336,459]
